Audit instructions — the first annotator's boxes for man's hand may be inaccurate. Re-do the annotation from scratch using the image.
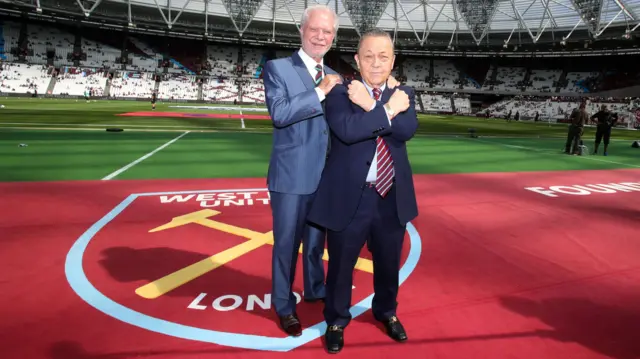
[387,75,400,89]
[386,89,410,117]
[348,80,376,111]
[318,74,343,95]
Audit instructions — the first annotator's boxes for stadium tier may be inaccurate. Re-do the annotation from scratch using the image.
[1,18,639,127]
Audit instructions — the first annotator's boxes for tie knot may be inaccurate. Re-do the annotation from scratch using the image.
[315,64,322,71]
[372,88,381,100]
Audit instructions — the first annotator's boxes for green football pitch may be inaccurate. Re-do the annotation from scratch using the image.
[0,97,638,182]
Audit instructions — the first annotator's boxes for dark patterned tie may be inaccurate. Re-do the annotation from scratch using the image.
[372,88,394,197]
[314,64,323,85]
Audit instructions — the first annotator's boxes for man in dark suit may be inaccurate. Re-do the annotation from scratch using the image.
[262,4,343,337]
[308,28,419,354]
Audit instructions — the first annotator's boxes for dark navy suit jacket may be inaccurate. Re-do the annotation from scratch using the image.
[308,80,419,232]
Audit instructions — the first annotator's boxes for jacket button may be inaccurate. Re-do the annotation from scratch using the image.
[366,161,371,166]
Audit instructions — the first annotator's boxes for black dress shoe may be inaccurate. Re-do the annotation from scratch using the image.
[279,313,302,337]
[380,316,407,342]
[324,325,344,354]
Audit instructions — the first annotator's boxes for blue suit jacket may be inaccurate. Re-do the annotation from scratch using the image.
[263,51,339,195]
[308,81,419,232]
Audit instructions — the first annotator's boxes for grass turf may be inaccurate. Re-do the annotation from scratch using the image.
[0,98,638,182]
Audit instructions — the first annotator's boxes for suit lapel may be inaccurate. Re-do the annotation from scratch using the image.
[292,51,316,90]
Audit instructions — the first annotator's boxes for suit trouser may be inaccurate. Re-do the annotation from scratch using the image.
[324,184,406,327]
[565,125,583,153]
[269,191,326,316]
[595,125,611,146]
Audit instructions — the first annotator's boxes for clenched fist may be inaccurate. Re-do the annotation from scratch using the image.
[386,89,410,116]
[348,80,375,111]
[318,74,343,95]
[387,75,401,89]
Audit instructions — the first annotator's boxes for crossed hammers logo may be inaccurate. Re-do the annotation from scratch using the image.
[136,209,374,299]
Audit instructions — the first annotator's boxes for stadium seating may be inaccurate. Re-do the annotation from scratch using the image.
[453,96,472,114]
[202,78,238,102]
[51,68,106,96]
[1,21,21,62]
[421,93,452,112]
[529,70,562,93]
[26,24,75,66]
[403,58,429,88]
[484,97,635,126]
[108,72,156,98]
[206,45,238,77]
[242,79,265,103]
[82,37,121,69]
[158,75,199,100]
[0,62,51,94]
[491,67,527,91]
[1,20,638,120]
[564,72,598,93]
[127,37,162,72]
[432,60,459,90]
[242,48,263,77]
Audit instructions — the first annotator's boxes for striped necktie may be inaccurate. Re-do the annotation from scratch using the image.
[372,88,394,198]
[314,64,323,85]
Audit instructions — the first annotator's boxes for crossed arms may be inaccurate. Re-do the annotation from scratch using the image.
[324,84,418,145]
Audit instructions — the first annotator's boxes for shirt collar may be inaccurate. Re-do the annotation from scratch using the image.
[362,80,386,96]
[298,48,323,73]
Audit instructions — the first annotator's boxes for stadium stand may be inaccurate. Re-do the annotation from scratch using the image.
[0,16,638,128]
[51,67,107,96]
[0,62,51,94]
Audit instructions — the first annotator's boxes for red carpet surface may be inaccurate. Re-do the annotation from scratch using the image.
[1,169,640,358]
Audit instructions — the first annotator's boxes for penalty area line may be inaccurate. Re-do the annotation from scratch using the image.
[102,131,190,180]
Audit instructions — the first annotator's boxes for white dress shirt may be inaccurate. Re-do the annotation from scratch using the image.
[297,48,326,102]
[361,81,394,183]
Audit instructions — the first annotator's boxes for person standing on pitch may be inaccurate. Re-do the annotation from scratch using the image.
[564,101,588,155]
[308,29,418,354]
[591,105,617,155]
[262,4,341,337]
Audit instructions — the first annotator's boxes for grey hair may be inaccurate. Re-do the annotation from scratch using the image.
[358,28,395,53]
[300,4,340,32]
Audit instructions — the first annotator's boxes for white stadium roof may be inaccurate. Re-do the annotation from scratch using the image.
[2,0,638,47]
[101,0,640,43]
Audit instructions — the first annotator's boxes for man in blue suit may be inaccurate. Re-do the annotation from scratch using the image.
[308,29,419,353]
[262,4,343,337]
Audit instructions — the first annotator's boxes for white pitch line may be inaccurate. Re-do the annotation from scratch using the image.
[470,137,640,169]
[102,131,190,180]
